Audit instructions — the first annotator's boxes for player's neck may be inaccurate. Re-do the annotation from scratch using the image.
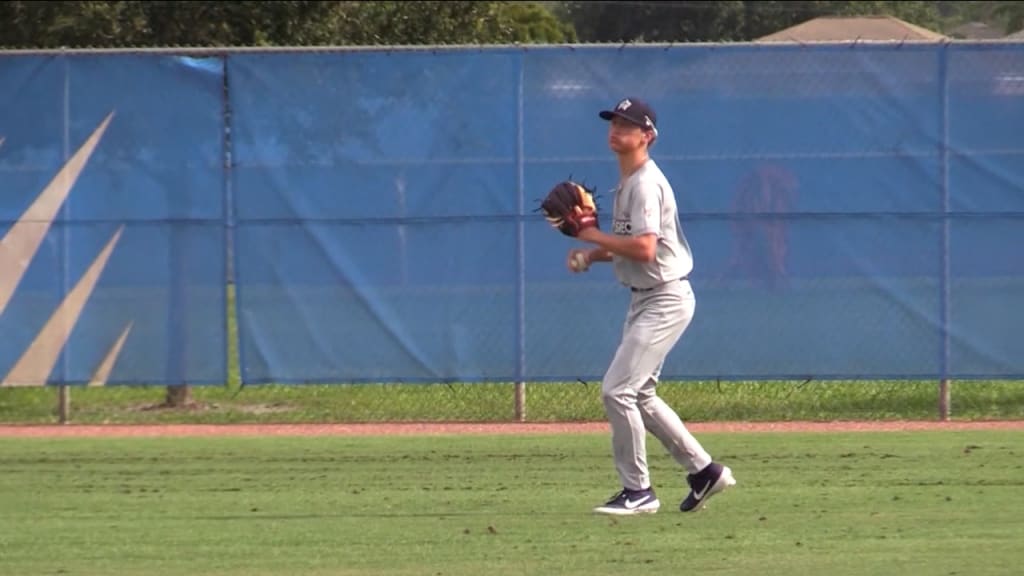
[617,150,649,180]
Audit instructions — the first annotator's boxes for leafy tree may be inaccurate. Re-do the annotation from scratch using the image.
[937,1,1023,35]
[0,1,148,48]
[488,1,579,43]
[0,1,576,49]
[557,1,746,43]
[994,2,1024,33]
[331,1,577,45]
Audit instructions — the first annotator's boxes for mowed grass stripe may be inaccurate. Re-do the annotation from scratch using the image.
[1,431,1022,576]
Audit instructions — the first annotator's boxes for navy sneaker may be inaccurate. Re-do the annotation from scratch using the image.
[679,462,736,512]
[593,487,661,515]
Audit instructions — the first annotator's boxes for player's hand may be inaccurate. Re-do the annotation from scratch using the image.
[567,248,590,274]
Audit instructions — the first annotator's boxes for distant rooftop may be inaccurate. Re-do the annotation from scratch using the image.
[757,15,947,42]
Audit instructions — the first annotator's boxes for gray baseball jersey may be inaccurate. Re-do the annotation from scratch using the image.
[610,159,694,290]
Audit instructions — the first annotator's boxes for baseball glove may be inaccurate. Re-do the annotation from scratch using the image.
[540,181,599,238]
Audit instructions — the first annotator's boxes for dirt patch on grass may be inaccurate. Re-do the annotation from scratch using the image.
[0,420,1022,438]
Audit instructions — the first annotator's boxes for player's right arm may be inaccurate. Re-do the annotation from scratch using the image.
[587,248,613,262]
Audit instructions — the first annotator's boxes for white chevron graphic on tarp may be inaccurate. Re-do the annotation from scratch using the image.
[0,113,114,316]
[89,321,134,387]
[0,111,135,387]
[3,226,125,386]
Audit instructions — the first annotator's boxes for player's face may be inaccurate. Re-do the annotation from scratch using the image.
[608,117,648,154]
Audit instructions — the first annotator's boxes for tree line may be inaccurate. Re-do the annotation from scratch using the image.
[1,1,1020,50]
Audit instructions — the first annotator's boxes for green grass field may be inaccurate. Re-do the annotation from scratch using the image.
[1,430,1022,576]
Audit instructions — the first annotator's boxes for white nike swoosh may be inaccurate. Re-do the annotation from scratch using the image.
[624,497,650,509]
[692,483,713,500]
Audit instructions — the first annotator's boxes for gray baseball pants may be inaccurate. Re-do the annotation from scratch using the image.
[601,278,712,491]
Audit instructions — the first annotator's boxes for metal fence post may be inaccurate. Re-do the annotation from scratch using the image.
[514,49,527,422]
[58,46,71,423]
[938,41,952,421]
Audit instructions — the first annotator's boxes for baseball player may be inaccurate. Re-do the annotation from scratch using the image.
[568,97,736,515]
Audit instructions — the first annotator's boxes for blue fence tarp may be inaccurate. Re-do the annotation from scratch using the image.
[1,43,1021,386]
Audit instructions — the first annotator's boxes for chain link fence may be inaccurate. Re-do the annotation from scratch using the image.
[1,42,1023,424]
[225,379,1024,423]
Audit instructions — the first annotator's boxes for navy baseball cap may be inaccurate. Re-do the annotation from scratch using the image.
[599,97,658,136]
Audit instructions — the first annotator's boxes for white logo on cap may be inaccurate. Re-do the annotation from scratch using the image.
[617,99,632,111]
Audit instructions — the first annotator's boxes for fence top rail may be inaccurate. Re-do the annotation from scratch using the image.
[0,38,1021,56]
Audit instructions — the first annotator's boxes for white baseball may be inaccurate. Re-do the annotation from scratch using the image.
[572,252,588,272]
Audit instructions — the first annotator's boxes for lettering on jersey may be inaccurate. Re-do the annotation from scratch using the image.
[613,219,632,235]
